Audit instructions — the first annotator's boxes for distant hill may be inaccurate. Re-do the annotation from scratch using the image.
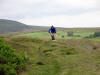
[0,19,51,34]
[0,19,33,33]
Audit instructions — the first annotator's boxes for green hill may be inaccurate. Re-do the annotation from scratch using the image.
[1,36,100,75]
[0,19,50,34]
[0,19,32,33]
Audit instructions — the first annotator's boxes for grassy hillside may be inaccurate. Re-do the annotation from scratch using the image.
[2,36,100,75]
[13,29,94,39]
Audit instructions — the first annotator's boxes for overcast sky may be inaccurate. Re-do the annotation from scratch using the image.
[0,0,100,27]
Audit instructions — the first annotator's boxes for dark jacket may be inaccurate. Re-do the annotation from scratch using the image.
[48,28,56,33]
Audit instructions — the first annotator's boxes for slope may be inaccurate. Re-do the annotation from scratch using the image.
[0,19,32,33]
[3,36,100,75]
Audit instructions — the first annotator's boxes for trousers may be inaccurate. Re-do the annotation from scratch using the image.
[50,33,55,40]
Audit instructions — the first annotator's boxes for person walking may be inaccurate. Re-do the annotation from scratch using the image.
[48,25,56,40]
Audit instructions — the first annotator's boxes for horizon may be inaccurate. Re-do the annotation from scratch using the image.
[1,18,100,28]
[0,0,100,28]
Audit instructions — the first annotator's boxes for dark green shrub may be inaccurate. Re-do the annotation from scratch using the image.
[0,38,28,75]
[85,32,100,38]
[61,35,64,38]
[67,31,74,36]
[93,32,100,37]
[84,34,94,38]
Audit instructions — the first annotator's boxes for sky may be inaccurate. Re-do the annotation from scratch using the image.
[0,0,100,28]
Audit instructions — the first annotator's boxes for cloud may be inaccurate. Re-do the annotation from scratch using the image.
[54,0,97,9]
[19,10,100,27]
[0,0,100,27]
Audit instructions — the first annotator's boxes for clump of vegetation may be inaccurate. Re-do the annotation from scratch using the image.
[93,46,97,50]
[67,31,74,36]
[36,61,44,65]
[0,38,28,75]
[85,32,100,38]
[93,32,100,37]
[61,35,64,38]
